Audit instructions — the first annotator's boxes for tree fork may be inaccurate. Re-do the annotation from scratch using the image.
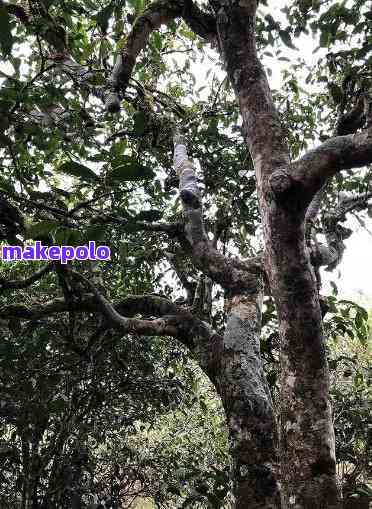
[215,0,341,507]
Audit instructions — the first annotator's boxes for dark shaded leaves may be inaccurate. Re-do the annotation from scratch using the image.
[108,156,154,181]
[0,6,13,56]
[58,161,100,182]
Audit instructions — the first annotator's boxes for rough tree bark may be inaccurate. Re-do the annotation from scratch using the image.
[215,1,340,508]
[215,292,281,509]
[173,133,281,508]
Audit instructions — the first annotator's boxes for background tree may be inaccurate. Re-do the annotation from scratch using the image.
[0,0,371,508]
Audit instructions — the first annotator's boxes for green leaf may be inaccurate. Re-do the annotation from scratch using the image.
[356,485,372,497]
[127,0,140,10]
[199,398,208,414]
[168,484,181,496]
[355,310,364,329]
[26,220,60,239]
[58,161,100,182]
[99,38,112,62]
[48,396,67,414]
[53,226,76,245]
[110,140,127,157]
[279,30,297,49]
[119,241,128,260]
[121,222,143,233]
[0,6,13,56]
[96,3,114,33]
[152,31,162,51]
[330,281,338,295]
[328,83,343,104]
[133,111,146,136]
[108,156,154,181]
[0,175,14,193]
[320,29,331,47]
[265,14,279,30]
[84,224,106,242]
[84,0,98,9]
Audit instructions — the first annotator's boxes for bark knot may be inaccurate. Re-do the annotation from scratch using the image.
[267,167,308,212]
[268,168,292,197]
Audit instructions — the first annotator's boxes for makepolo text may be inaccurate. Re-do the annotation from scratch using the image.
[0,241,111,264]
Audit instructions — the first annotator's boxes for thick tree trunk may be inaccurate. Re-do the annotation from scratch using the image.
[262,206,340,509]
[216,2,341,508]
[205,290,281,509]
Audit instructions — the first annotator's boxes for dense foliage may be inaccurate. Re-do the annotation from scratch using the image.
[0,0,371,508]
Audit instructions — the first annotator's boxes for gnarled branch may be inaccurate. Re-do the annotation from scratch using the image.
[310,191,372,272]
[0,292,180,320]
[290,127,372,202]
[106,0,216,112]
[173,130,263,293]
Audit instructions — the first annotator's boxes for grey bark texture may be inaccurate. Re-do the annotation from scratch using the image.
[173,134,282,508]
[216,292,281,509]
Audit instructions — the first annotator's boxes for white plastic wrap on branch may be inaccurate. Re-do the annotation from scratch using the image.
[172,131,206,245]
[174,143,189,174]
[104,55,124,112]
[173,136,201,210]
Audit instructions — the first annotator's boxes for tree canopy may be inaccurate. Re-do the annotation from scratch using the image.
[0,0,371,508]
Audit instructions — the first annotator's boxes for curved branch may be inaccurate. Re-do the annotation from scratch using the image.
[165,250,197,304]
[336,94,367,136]
[173,130,263,293]
[289,127,372,202]
[182,0,216,39]
[310,192,372,272]
[0,264,53,292]
[305,96,370,254]
[106,0,216,112]
[0,293,180,320]
[0,273,220,350]
[7,0,215,114]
